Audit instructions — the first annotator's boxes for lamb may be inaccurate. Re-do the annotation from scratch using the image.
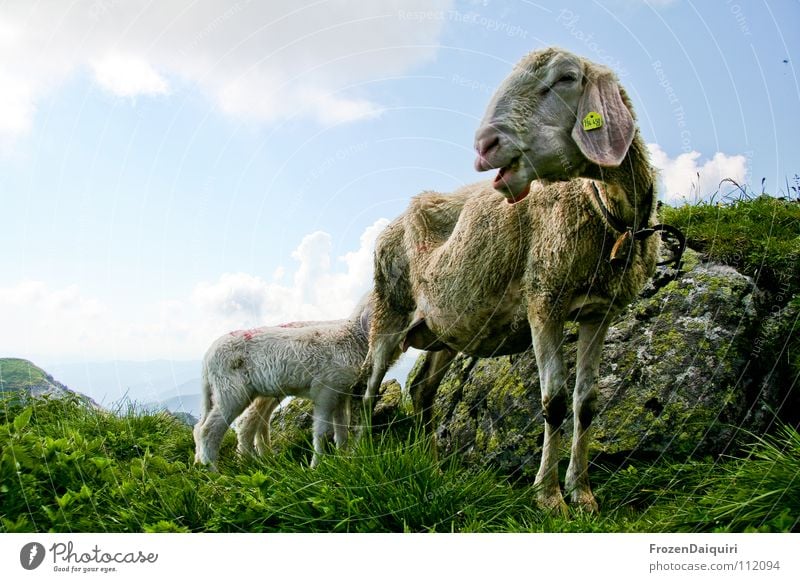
[362,47,664,513]
[193,295,372,469]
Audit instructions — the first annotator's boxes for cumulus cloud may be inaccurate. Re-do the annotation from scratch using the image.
[194,218,390,330]
[90,54,169,98]
[0,0,452,144]
[647,144,748,204]
[0,218,389,361]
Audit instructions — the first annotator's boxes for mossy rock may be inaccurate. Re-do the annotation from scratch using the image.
[269,398,313,451]
[751,294,800,427]
[429,255,767,476]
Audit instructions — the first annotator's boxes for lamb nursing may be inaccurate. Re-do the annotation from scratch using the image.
[361,47,662,513]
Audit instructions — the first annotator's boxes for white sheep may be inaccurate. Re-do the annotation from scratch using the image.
[193,295,371,469]
[362,47,665,513]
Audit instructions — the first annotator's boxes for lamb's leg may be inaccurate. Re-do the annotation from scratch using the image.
[332,396,351,450]
[235,399,259,457]
[253,397,280,456]
[237,397,279,457]
[311,399,336,468]
[194,377,251,470]
[409,347,456,433]
[530,317,568,514]
[193,416,208,465]
[565,320,609,513]
[193,372,214,464]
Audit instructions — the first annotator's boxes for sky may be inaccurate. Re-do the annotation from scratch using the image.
[0,0,797,366]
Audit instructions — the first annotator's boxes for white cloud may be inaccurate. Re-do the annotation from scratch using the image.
[0,71,35,139]
[0,281,110,359]
[0,0,452,143]
[0,218,389,361]
[647,144,748,204]
[90,54,169,98]
[192,272,274,320]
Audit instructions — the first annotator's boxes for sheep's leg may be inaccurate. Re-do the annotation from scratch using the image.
[332,396,351,450]
[253,397,280,456]
[193,374,214,464]
[194,379,252,470]
[237,397,279,457]
[362,310,408,413]
[310,400,336,468]
[234,401,258,457]
[530,317,569,514]
[565,320,609,512]
[409,347,457,433]
[193,417,208,465]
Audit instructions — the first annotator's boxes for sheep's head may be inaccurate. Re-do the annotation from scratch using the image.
[474,47,635,202]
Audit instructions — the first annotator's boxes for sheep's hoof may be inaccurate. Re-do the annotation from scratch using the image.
[570,492,599,514]
[537,492,569,517]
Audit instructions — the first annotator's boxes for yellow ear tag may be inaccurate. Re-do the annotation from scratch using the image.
[582,111,604,131]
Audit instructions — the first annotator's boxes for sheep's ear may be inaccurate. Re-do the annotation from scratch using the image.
[571,72,634,167]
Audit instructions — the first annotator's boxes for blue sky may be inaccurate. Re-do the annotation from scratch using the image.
[0,0,797,364]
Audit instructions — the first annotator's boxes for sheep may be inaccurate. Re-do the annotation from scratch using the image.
[193,295,372,469]
[361,47,662,513]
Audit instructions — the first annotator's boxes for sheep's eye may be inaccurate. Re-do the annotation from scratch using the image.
[540,73,578,95]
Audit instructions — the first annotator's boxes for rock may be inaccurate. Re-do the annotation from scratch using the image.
[370,379,412,428]
[751,294,800,428]
[269,398,313,449]
[413,252,769,477]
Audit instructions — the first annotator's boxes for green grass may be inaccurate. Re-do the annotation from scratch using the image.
[0,358,50,393]
[1,395,797,533]
[660,194,800,299]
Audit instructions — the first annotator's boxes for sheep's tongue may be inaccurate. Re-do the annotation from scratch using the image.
[494,167,531,203]
[493,166,507,185]
[507,181,531,204]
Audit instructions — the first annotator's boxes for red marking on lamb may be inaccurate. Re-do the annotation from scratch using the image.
[229,328,262,341]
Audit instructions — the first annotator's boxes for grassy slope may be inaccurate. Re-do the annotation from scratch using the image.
[0,359,51,392]
[1,395,797,533]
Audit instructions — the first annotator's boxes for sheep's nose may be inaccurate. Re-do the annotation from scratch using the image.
[476,133,499,157]
[474,128,500,171]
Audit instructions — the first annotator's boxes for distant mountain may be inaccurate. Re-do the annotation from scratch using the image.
[42,359,202,408]
[147,392,203,420]
[0,358,99,407]
[154,377,202,404]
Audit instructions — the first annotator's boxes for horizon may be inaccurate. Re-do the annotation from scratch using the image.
[1,0,797,365]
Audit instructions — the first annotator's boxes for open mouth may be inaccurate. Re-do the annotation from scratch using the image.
[493,156,531,203]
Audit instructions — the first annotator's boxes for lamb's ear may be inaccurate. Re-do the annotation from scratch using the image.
[571,72,634,167]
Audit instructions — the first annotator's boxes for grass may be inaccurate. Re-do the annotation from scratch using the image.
[1,395,797,533]
[660,194,800,300]
[0,358,50,393]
